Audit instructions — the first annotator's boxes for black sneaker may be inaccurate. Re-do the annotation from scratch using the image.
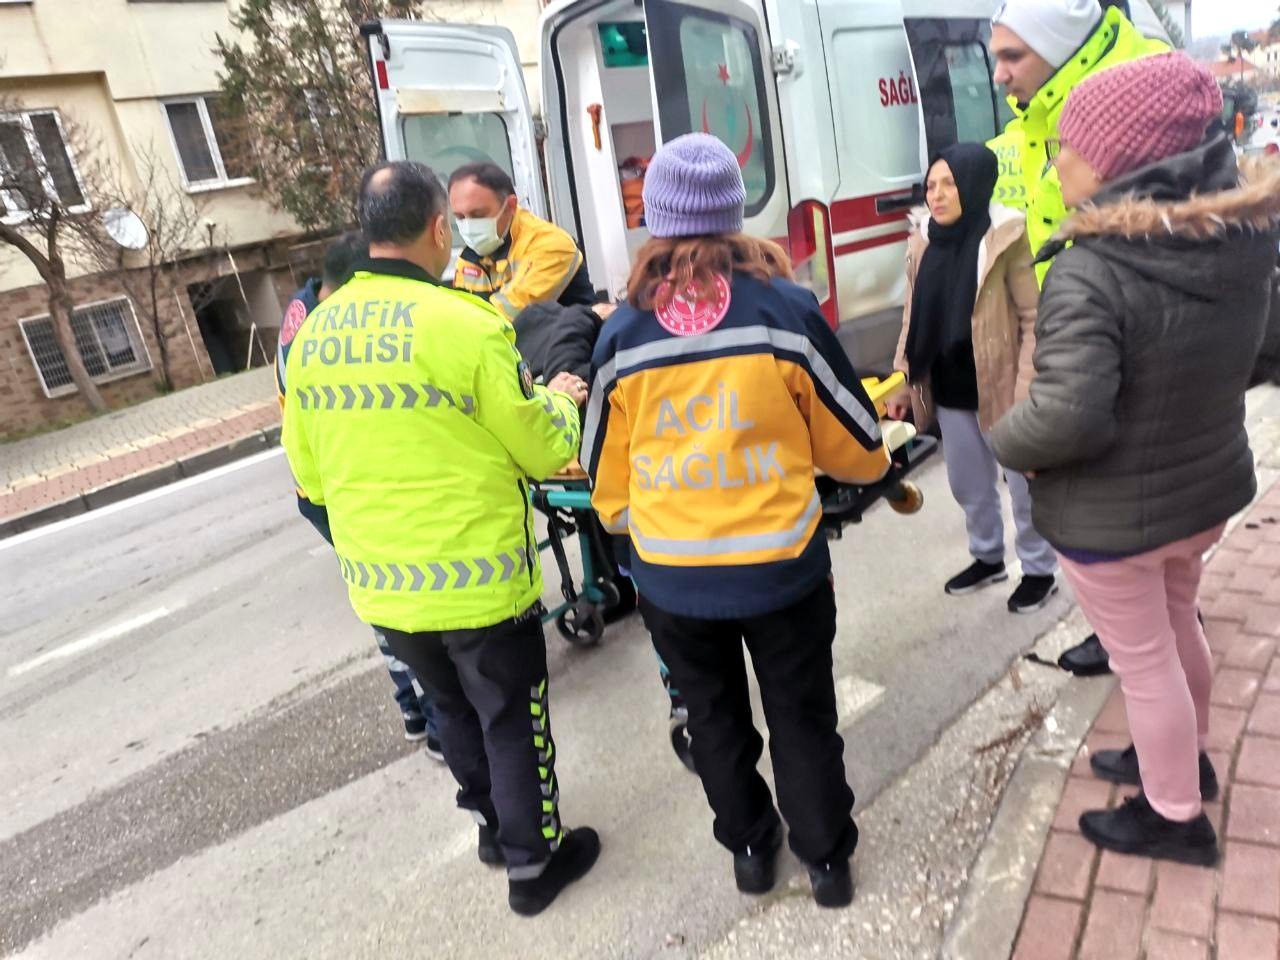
[423,735,445,763]
[944,560,1008,596]
[478,824,504,867]
[403,716,429,742]
[807,859,854,908]
[1079,793,1219,866]
[1090,744,1219,802]
[1008,575,1059,614]
[1058,634,1112,677]
[733,827,783,895]
[508,827,601,917]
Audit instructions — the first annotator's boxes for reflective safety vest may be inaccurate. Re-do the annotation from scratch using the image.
[997,7,1166,284]
[282,257,581,632]
[988,128,1028,211]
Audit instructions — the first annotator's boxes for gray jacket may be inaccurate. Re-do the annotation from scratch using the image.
[991,134,1280,555]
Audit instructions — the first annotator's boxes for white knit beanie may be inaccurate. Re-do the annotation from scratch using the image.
[992,0,1104,70]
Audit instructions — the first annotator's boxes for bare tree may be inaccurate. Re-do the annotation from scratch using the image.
[1147,1,1185,49]
[76,145,206,392]
[0,98,110,412]
[215,0,427,233]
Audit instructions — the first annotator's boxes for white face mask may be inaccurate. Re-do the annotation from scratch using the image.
[458,216,504,257]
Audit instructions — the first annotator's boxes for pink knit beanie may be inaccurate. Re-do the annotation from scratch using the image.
[1059,52,1224,182]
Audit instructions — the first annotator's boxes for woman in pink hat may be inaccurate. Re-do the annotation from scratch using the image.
[993,52,1280,865]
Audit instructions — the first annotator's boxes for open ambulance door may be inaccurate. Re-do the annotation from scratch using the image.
[363,21,546,264]
[641,0,798,299]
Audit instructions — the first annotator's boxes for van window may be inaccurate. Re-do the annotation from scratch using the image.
[647,3,774,215]
[828,25,924,182]
[599,23,649,69]
[905,19,1013,157]
[402,113,515,244]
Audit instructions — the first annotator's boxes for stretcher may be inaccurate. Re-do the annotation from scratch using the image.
[528,372,937,652]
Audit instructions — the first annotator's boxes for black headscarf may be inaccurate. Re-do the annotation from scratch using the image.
[904,143,999,383]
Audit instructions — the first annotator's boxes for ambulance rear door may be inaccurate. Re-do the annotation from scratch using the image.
[364,20,547,251]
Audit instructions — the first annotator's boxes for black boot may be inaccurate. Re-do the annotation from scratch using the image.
[733,827,782,895]
[807,859,854,908]
[1079,794,1219,866]
[478,824,504,866]
[508,828,601,917]
[1090,745,1219,801]
[1058,634,1112,677]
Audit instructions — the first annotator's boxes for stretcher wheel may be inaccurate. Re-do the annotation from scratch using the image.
[889,481,924,515]
[669,716,697,773]
[556,605,604,647]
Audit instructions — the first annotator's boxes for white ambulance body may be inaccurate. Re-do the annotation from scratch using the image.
[364,1,1167,369]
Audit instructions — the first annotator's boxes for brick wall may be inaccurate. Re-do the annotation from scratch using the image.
[0,266,213,439]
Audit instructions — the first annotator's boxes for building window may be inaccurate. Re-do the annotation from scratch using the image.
[163,95,252,190]
[0,110,88,221]
[19,298,152,398]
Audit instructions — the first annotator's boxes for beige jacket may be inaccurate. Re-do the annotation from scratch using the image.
[894,204,1039,432]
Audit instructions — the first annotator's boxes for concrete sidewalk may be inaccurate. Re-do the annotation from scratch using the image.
[1010,486,1280,960]
[0,368,279,535]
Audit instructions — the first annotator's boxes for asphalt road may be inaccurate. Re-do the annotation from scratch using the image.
[0,448,1071,959]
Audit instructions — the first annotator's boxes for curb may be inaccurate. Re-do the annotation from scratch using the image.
[0,425,282,540]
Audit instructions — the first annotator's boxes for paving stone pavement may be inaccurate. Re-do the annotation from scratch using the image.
[1011,482,1280,960]
[1,368,278,520]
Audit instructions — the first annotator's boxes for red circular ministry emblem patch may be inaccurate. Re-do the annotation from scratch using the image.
[279,298,308,348]
[655,275,731,337]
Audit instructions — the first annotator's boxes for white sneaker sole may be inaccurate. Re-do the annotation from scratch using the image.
[404,728,430,743]
[945,571,1009,596]
[1009,584,1060,614]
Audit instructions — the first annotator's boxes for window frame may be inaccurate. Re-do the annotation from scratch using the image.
[18,297,154,399]
[0,109,91,223]
[161,94,254,193]
[904,18,1011,159]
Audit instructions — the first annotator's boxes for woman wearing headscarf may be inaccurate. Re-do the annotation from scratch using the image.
[992,53,1280,864]
[885,143,1056,613]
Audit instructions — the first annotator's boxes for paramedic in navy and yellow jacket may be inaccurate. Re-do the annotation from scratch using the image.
[583,135,890,910]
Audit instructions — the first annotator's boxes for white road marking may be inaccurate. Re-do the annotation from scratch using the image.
[0,448,285,553]
[8,606,173,678]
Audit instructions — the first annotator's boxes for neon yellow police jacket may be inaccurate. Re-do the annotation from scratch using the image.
[282,258,581,632]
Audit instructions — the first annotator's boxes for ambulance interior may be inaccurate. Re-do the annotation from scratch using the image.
[547,2,772,302]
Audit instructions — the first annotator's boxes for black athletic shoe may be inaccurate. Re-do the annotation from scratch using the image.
[807,859,854,908]
[423,736,445,763]
[1008,575,1059,614]
[733,827,783,895]
[1090,745,1220,802]
[1058,634,1112,677]
[403,716,429,742]
[478,825,504,866]
[1079,793,1219,867]
[944,560,1008,596]
[508,827,601,917]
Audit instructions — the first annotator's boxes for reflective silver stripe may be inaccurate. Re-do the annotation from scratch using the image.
[492,290,518,320]
[337,547,530,591]
[297,382,475,414]
[543,249,585,303]
[600,508,629,535]
[580,356,616,471]
[628,492,821,557]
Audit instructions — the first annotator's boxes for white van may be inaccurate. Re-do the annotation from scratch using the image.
[364,0,1167,369]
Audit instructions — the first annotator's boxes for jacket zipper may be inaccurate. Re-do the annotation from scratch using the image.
[517,479,535,585]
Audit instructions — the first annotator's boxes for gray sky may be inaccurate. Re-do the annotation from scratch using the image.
[1191,0,1277,38]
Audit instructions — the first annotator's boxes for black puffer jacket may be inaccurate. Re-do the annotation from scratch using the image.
[992,134,1280,555]
[512,302,602,384]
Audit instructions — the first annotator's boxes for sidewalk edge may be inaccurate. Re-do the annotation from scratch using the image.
[941,669,1114,960]
[0,427,282,540]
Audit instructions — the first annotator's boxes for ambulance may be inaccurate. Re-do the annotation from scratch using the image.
[363,0,1168,369]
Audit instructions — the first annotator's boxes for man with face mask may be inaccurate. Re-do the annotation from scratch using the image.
[448,162,595,322]
[282,160,600,916]
[987,0,1164,678]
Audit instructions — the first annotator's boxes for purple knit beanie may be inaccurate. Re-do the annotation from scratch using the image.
[1059,52,1224,182]
[642,133,746,238]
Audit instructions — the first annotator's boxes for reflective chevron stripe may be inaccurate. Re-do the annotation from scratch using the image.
[297,383,476,414]
[336,546,533,592]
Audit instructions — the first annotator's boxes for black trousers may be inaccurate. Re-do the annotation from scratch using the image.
[378,606,563,878]
[641,580,858,866]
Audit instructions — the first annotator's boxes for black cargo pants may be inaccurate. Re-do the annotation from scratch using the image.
[640,579,858,866]
[378,605,563,878]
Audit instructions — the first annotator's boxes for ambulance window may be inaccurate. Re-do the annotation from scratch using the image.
[599,23,649,69]
[648,4,774,215]
[401,113,515,245]
[905,19,1011,157]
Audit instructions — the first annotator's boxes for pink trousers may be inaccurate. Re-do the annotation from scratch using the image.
[1059,524,1226,822]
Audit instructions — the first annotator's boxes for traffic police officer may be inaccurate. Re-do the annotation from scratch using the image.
[282,160,600,917]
